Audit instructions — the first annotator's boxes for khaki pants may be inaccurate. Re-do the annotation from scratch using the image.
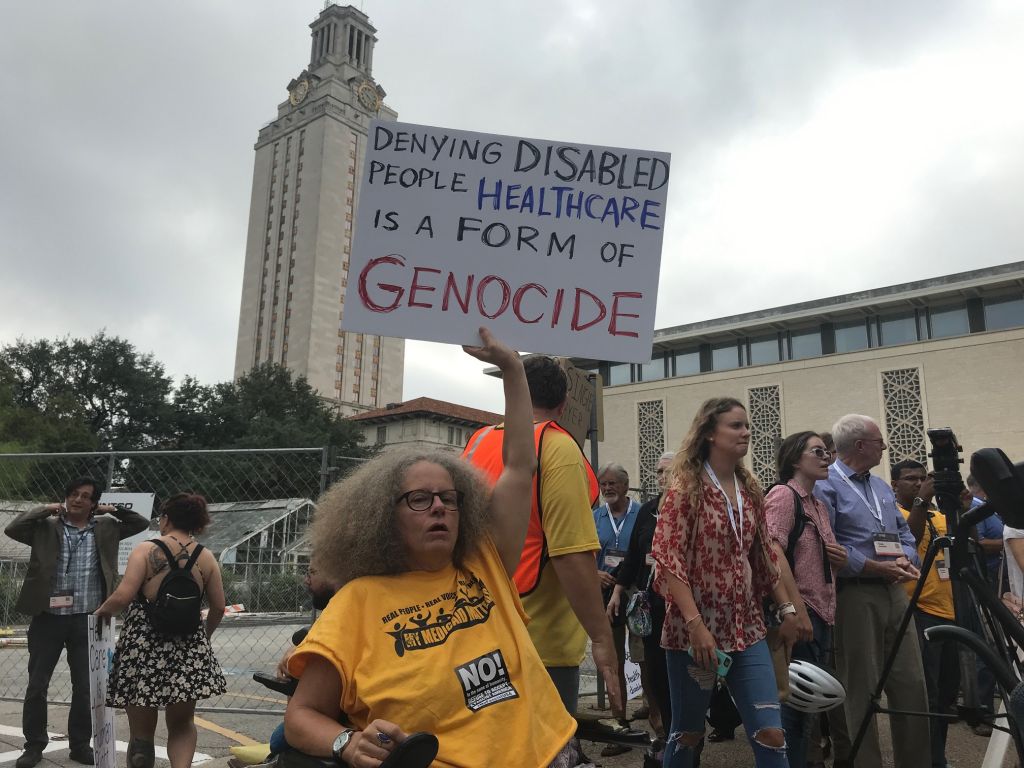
[836,581,931,768]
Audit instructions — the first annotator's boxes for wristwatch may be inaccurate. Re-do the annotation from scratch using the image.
[912,496,926,508]
[331,729,355,761]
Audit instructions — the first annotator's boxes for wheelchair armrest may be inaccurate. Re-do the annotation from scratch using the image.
[275,733,438,768]
[253,672,298,697]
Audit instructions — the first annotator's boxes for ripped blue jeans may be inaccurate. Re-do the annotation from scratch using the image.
[664,639,787,767]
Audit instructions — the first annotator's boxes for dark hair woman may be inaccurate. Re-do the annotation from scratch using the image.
[650,397,800,767]
[764,432,847,768]
[95,493,226,768]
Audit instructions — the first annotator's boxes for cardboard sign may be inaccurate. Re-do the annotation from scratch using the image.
[556,360,603,446]
[343,120,671,363]
[88,616,116,768]
[100,493,156,575]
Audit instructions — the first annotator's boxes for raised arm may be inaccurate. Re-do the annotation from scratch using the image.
[462,327,535,576]
[5,504,59,544]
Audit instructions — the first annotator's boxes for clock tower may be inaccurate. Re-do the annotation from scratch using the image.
[233,3,404,414]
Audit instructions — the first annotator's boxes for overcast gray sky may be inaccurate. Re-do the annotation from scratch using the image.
[2,1,1021,413]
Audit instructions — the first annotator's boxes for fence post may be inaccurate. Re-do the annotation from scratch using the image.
[106,451,116,489]
[319,447,329,497]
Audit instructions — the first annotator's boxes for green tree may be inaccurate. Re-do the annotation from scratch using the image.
[175,363,366,456]
[1,332,175,450]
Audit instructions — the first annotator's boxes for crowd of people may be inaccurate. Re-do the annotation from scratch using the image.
[4,328,1011,768]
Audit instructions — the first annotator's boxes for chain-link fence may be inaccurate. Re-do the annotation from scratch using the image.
[0,448,367,713]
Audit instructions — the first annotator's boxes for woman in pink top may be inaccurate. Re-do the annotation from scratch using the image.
[763,431,848,768]
[651,397,801,768]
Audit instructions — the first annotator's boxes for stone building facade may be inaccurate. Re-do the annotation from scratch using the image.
[572,261,1024,496]
[234,4,404,414]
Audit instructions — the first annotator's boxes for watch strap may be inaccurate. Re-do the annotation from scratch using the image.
[332,729,355,761]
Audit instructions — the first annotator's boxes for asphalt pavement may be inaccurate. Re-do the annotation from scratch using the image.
[0,695,1008,767]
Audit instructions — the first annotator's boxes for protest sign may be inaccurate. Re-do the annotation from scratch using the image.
[343,120,670,363]
[556,360,603,447]
[101,492,156,575]
[88,616,116,768]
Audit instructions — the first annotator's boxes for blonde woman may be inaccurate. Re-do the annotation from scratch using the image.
[651,397,799,768]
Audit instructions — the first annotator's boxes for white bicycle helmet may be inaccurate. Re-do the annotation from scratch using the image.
[787,659,846,713]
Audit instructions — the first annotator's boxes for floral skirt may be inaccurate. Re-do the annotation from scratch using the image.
[106,601,226,708]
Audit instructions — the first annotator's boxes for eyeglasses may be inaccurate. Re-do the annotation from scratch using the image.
[860,437,888,449]
[806,447,833,460]
[395,489,463,512]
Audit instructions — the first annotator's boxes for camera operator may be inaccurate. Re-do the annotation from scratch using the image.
[891,461,957,768]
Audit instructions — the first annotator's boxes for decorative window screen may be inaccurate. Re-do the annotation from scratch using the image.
[637,400,666,498]
[882,368,927,464]
[748,385,782,487]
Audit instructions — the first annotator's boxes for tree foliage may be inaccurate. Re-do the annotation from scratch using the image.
[1,332,173,450]
[0,334,368,458]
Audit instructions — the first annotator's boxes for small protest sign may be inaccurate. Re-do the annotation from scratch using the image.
[88,616,116,768]
[556,360,603,447]
[624,632,643,701]
[343,121,670,363]
[101,492,156,575]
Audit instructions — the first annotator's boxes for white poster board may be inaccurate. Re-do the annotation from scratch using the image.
[624,632,643,701]
[88,616,116,768]
[343,120,671,363]
[99,492,156,575]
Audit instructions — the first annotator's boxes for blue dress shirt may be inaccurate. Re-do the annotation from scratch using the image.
[594,499,640,572]
[814,458,918,576]
[973,498,1004,574]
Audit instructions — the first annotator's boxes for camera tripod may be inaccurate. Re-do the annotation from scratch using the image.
[848,463,1024,763]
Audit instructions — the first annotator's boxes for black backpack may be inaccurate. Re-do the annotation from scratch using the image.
[146,539,205,637]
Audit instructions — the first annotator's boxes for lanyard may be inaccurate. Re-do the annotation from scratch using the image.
[605,502,632,548]
[835,467,885,529]
[62,522,91,575]
[704,462,744,546]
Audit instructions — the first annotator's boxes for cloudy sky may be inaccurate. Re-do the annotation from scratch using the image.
[2,1,1021,413]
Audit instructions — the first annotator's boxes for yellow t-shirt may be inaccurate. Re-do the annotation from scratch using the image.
[523,428,600,667]
[289,537,575,768]
[899,504,955,620]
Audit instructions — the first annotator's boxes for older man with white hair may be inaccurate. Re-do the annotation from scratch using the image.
[815,414,931,768]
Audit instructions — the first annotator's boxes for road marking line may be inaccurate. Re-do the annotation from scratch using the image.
[194,715,260,745]
[0,725,211,764]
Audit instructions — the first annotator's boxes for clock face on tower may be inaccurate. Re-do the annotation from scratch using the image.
[356,81,381,112]
[289,79,310,106]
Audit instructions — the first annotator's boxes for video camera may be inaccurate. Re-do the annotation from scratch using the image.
[971,448,1024,528]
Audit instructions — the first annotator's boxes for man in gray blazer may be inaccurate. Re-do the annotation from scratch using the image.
[5,477,150,768]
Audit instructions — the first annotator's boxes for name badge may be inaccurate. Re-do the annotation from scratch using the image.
[645,553,656,567]
[936,560,950,581]
[49,590,74,609]
[872,532,902,557]
[604,548,627,569]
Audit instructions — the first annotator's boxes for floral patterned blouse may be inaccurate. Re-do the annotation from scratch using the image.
[651,481,780,653]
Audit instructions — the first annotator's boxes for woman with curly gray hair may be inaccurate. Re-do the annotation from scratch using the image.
[283,328,582,768]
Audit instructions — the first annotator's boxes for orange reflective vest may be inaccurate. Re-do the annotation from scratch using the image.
[462,420,599,596]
